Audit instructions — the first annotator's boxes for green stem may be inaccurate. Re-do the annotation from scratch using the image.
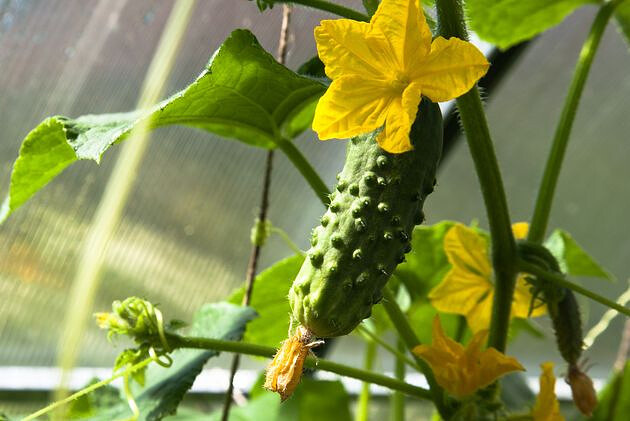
[356,340,377,421]
[528,2,619,243]
[435,0,517,354]
[357,325,423,372]
[271,226,305,255]
[518,260,630,317]
[272,0,369,21]
[276,137,331,206]
[382,287,450,418]
[166,333,432,400]
[23,357,155,421]
[390,339,406,421]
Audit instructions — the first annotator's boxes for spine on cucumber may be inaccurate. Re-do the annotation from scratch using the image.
[289,98,443,338]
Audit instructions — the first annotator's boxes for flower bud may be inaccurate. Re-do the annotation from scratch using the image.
[567,364,597,416]
[264,326,322,401]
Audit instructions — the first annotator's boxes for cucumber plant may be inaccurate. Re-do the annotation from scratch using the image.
[290,98,443,338]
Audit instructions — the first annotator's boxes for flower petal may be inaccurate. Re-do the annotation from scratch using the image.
[314,19,398,80]
[371,0,432,72]
[429,268,491,312]
[313,76,394,140]
[533,362,565,421]
[413,37,489,102]
[475,347,525,391]
[444,224,492,278]
[512,222,529,239]
[376,81,422,153]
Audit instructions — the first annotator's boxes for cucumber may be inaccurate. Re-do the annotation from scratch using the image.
[289,98,443,338]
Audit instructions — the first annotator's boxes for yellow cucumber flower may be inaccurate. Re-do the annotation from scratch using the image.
[532,362,565,421]
[429,223,546,332]
[311,0,489,153]
[413,316,524,398]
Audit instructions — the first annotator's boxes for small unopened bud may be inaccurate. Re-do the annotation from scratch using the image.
[264,326,323,401]
[567,363,598,416]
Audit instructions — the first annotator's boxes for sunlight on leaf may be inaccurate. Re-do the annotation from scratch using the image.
[466,0,596,49]
[1,29,325,223]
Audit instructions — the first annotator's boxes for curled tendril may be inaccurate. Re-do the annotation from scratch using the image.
[95,297,182,386]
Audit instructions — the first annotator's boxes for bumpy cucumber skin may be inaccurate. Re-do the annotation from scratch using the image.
[290,98,443,338]
[551,288,583,365]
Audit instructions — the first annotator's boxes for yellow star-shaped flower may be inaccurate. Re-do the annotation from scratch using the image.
[532,362,565,421]
[413,316,524,398]
[428,223,546,332]
[311,0,489,153]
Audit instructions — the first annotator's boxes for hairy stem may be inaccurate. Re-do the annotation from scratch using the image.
[518,260,630,317]
[166,333,432,400]
[528,2,618,243]
[270,0,369,21]
[355,340,377,421]
[382,287,450,417]
[435,0,517,354]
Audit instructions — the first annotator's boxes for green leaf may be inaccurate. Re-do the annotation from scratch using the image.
[297,56,326,79]
[590,361,630,421]
[229,254,304,349]
[406,301,460,344]
[65,382,121,418]
[466,0,597,49]
[544,229,613,281]
[394,221,456,300]
[1,29,324,223]
[87,303,256,421]
[616,1,630,48]
[362,0,380,16]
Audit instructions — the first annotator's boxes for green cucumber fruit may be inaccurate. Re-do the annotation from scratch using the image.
[551,288,583,365]
[289,98,443,338]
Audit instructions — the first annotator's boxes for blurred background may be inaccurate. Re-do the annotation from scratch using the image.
[0,0,629,418]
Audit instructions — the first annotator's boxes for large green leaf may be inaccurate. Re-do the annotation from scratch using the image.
[86,303,256,421]
[230,254,304,349]
[616,1,630,48]
[394,221,456,300]
[466,0,597,49]
[1,29,324,223]
[590,361,630,420]
[545,229,613,281]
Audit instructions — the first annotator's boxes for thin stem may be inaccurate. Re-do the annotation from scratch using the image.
[453,315,467,343]
[390,339,406,421]
[357,325,423,372]
[518,260,630,317]
[381,287,450,418]
[355,340,377,421]
[435,0,517,354]
[23,357,155,421]
[528,2,619,243]
[272,0,369,21]
[271,227,305,255]
[276,137,331,206]
[222,7,291,419]
[166,334,432,400]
